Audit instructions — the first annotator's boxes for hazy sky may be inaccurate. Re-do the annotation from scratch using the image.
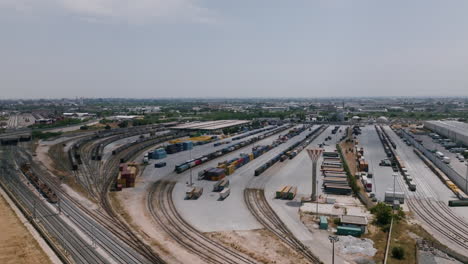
[2,0,468,99]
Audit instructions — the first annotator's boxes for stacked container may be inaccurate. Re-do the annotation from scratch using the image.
[116,163,137,189]
[205,168,226,181]
[182,141,193,150]
[152,148,167,159]
[166,143,183,154]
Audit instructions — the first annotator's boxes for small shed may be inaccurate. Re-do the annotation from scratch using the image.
[340,215,368,233]
[319,216,328,230]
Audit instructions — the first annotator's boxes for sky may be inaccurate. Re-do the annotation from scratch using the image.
[1,0,468,99]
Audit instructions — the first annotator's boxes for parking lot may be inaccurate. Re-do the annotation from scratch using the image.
[413,133,467,179]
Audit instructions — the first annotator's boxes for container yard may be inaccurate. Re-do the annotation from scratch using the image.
[3,116,468,264]
[6,7,468,263]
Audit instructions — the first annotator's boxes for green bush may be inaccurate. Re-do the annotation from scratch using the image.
[370,203,393,226]
[392,246,405,259]
[333,218,341,225]
[336,144,360,194]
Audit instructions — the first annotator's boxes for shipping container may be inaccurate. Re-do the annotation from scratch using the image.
[219,188,230,200]
[276,186,287,199]
[336,226,362,236]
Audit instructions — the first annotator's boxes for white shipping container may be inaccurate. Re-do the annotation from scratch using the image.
[219,188,230,200]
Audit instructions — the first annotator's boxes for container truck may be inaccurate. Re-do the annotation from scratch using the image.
[436,151,444,159]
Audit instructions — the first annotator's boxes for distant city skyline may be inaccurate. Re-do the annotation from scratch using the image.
[2,0,468,99]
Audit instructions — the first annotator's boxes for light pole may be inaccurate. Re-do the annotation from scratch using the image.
[189,148,193,186]
[329,235,339,264]
[465,163,467,194]
[307,148,324,218]
[392,173,397,209]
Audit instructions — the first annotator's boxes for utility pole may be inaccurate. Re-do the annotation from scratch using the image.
[465,163,467,194]
[329,235,339,264]
[189,148,193,186]
[392,173,398,211]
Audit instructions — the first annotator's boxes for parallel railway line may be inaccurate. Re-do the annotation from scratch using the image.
[383,126,468,253]
[148,180,257,264]
[244,188,321,263]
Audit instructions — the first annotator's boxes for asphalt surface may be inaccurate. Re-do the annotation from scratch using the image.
[384,126,468,220]
[413,133,467,182]
[259,125,348,264]
[357,126,402,201]
[173,125,313,232]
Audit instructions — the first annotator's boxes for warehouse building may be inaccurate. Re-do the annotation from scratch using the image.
[424,120,468,146]
[171,120,251,132]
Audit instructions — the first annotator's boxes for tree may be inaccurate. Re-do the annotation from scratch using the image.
[370,203,392,226]
[392,246,405,260]
[118,121,129,128]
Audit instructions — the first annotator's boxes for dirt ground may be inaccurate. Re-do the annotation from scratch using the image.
[0,194,51,264]
[208,229,310,264]
[340,141,375,208]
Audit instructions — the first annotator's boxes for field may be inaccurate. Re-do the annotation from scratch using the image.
[0,193,51,264]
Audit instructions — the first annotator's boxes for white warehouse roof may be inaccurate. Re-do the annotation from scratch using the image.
[424,120,468,146]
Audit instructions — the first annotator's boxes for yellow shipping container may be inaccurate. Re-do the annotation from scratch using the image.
[249,153,254,161]
[227,165,235,175]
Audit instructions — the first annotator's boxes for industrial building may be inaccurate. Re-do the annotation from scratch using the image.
[171,120,251,131]
[424,120,468,146]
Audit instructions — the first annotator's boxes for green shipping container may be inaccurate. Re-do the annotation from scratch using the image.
[319,216,328,230]
[337,226,362,236]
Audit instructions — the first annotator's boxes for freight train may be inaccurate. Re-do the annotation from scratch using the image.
[254,125,327,176]
[175,125,292,174]
[20,164,58,203]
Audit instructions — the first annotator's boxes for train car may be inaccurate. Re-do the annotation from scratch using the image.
[68,149,78,170]
[448,200,468,207]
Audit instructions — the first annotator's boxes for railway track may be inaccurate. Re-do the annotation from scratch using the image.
[78,136,167,263]
[244,188,321,263]
[148,180,257,264]
[384,127,468,252]
[407,198,468,251]
[17,145,165,264]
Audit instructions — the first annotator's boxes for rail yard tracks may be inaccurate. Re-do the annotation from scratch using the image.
[244,188,321,263]
[148,180,258,264]
[18,143,165,263]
